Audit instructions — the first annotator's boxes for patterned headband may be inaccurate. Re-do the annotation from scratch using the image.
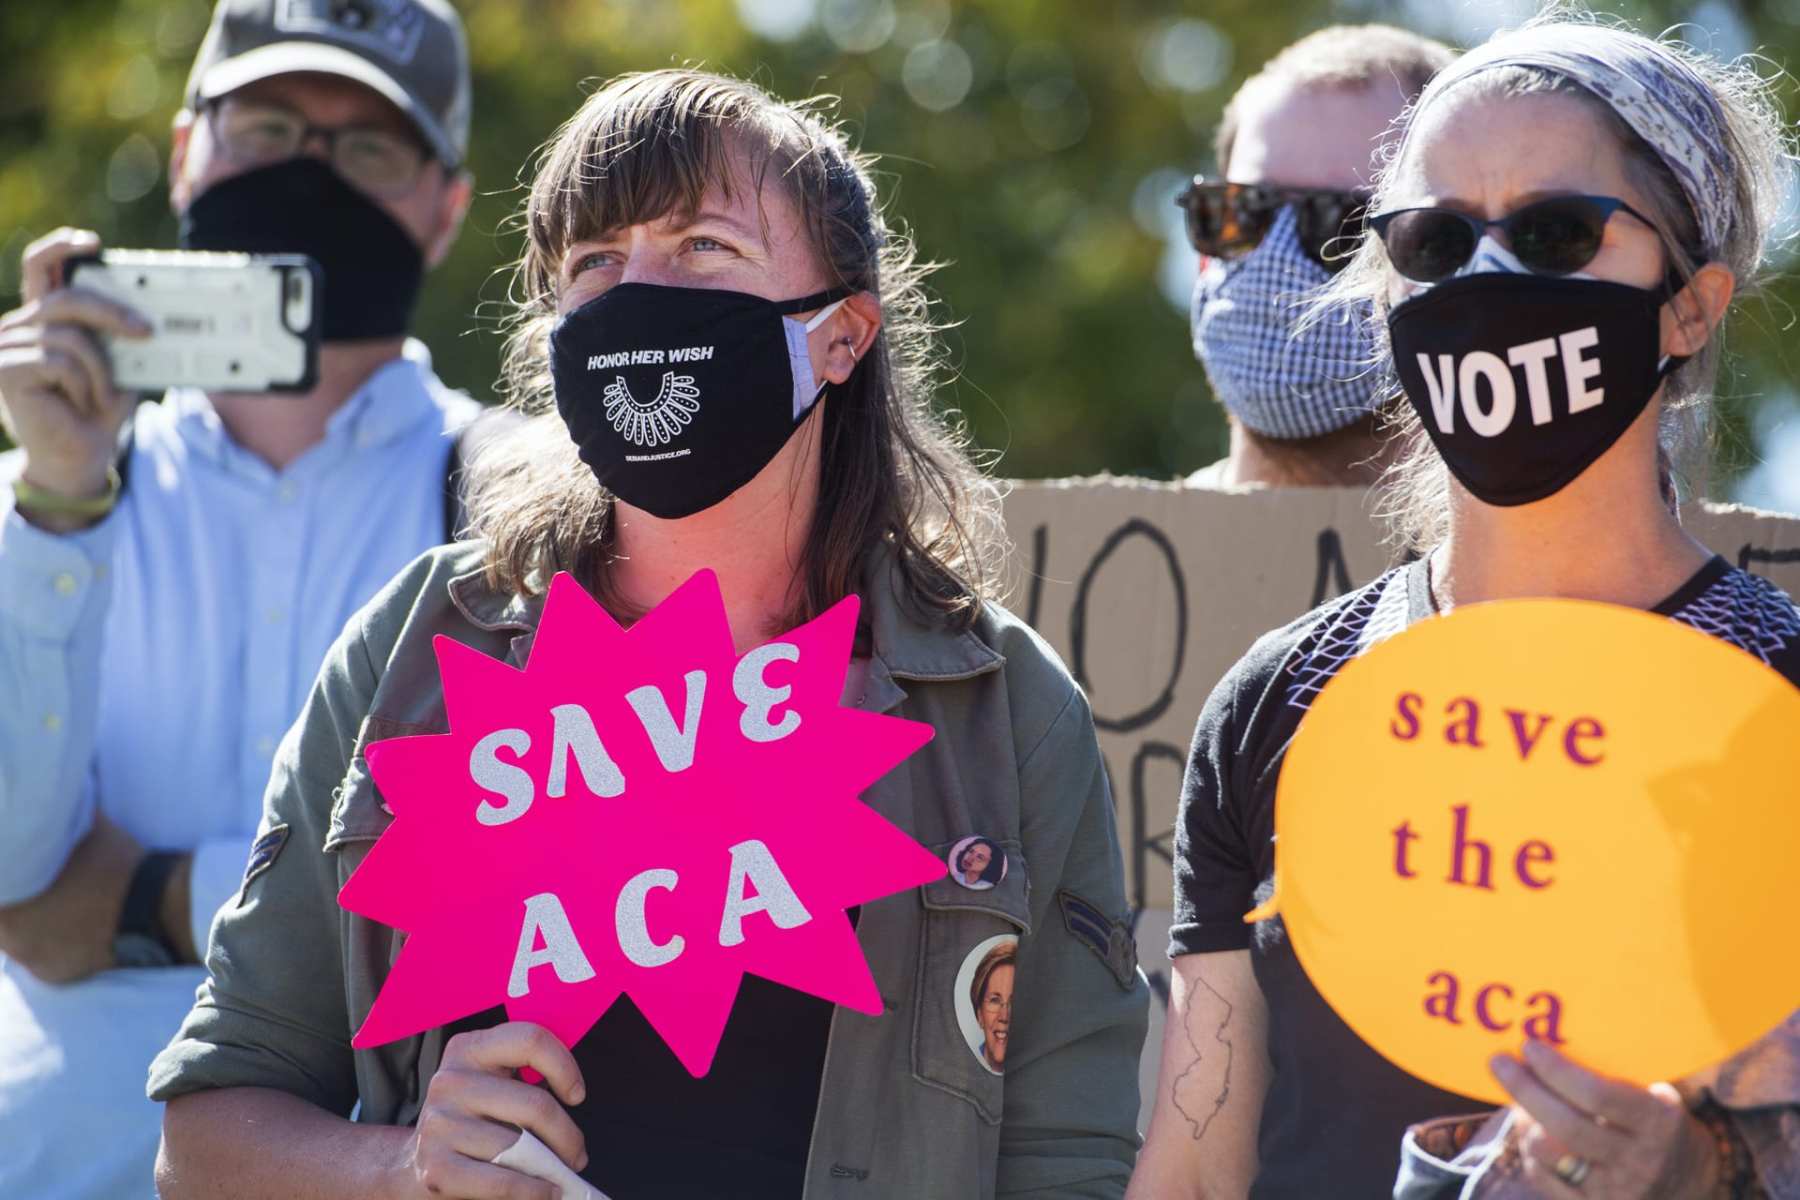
[1406,24,1735,258]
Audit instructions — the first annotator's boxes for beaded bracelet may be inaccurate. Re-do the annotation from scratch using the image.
[1691,1099,1762,1200]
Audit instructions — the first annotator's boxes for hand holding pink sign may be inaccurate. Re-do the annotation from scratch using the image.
[338,569,946,1076]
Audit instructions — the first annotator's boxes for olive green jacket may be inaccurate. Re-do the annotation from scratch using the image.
[148,541,1148,1198]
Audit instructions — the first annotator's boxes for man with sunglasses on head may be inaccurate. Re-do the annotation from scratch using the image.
[1180,25,1453,489]
[0,2,480,1194]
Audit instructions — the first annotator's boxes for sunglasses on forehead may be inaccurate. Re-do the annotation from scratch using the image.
[1175,178,1371,274]
[1367,193,1665,283]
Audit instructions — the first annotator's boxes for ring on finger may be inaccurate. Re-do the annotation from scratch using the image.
[1553,1153,1592,1187]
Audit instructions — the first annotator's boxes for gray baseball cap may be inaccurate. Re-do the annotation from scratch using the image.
[185,0,470,168]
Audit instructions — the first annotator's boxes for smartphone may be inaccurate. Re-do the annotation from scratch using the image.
[66,250,321,393]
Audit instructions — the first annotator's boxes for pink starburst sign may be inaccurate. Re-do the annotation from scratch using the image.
[339,569,946,1076]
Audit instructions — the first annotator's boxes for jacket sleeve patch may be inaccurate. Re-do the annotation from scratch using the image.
[1057,889,1138,990]
[237,824,291,904]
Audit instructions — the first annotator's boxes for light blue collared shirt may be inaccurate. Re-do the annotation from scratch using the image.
[0,341,479,1197]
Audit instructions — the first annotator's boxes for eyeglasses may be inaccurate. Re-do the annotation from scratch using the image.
[1175,178,1370,274]
[207,99,433,197]
[1367,194,1661,283]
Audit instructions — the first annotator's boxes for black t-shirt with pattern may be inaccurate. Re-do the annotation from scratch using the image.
[1169,555,1800,1199]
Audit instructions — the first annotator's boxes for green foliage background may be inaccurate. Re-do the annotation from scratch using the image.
[2,0,1796,489]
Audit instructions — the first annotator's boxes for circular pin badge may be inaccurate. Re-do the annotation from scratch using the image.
[956,934,1017,1075]
[948,836,1006,891]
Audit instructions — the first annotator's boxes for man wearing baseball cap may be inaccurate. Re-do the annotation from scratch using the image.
[0,3,482,1194]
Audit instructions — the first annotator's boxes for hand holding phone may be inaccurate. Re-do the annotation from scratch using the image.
[0,229,146,506]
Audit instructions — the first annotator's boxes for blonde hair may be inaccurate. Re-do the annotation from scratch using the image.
[470,69,1004,628]
[1312,10,1794,552]
[969,940,1016,1015]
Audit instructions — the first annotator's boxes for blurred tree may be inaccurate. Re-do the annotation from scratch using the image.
[0,0,1794,490]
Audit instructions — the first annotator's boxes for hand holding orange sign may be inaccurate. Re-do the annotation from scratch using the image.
[1490,1039,1724,1198]
[1250,598,1800,1104]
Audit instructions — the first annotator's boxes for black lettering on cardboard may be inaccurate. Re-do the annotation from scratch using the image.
[1311,528,1355,608]
[1025,523,1049,631]
[1072,520,1188,733]
[1129,740,1185,911]
[1737,544,1800,575]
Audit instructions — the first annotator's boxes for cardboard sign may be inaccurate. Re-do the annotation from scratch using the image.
[1252,598,1800,1103]
[1001,479,1800,913]
[339,570,945,1076]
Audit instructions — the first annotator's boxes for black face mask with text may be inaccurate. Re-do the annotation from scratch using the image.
[1388,273,1684,507]
[550,282,852,520]
[179,157,425,342]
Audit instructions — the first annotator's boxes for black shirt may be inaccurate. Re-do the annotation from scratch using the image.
[445,973,834,1199]
[1169,554,1800,1199]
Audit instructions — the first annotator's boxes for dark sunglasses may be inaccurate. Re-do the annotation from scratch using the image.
[1367,194,1661,283]
[1175,178,1370,274]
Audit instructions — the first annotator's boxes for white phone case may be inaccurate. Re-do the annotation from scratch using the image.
[67,249,320,393]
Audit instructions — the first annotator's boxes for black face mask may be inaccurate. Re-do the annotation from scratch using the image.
[179,157,425,342]
[1388,273,1683,506]
[550,282,852,520]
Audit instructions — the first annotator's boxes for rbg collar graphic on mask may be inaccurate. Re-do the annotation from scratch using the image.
[551,282,851,519]
[1388,272,1681,506]
[179,157,425,342]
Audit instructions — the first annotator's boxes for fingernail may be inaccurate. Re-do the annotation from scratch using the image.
[572,1084,586,1105]
[578,1152,589,1171]
[1488,1053,1514,1078]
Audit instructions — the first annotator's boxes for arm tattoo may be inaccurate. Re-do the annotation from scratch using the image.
[1170,971,1234,1143]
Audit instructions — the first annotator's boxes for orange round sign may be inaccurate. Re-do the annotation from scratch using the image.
[1262,598,1800,1103]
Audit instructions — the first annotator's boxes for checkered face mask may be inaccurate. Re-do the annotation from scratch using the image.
[1190,205,1377,439]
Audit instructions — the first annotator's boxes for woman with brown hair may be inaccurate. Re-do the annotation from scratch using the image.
[148,69,1146,1200]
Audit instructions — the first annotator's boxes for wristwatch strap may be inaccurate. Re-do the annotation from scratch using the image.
[118,849,184,959]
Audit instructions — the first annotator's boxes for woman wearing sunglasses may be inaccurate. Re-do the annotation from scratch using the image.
[1135,16,1798,1200]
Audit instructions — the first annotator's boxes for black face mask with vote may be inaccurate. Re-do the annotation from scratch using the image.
[179,157,425,342]
[550,282,852,519]
[1387,273,1684,507]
